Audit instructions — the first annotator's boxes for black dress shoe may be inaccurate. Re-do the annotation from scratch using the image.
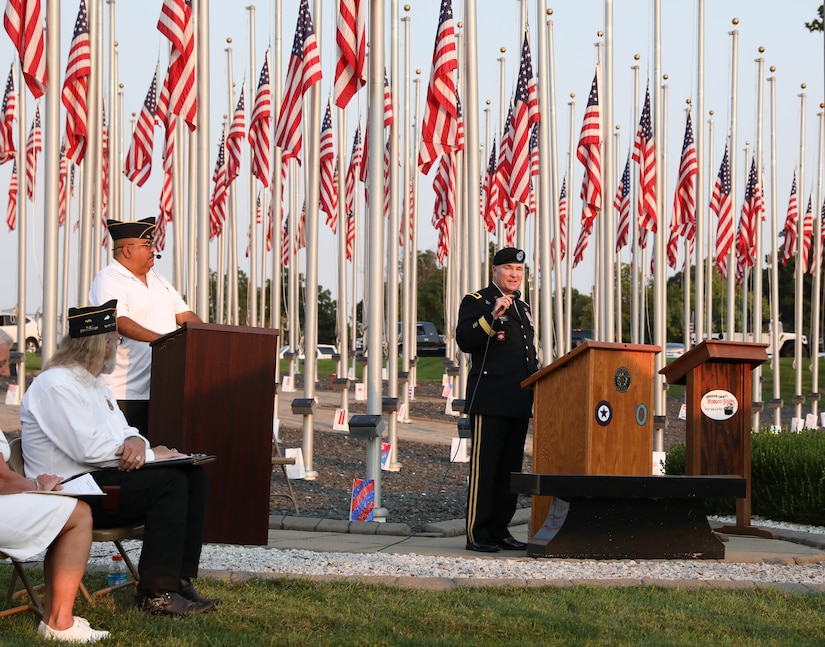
[179,578,222,607]
[495,536,528,550]
[465,541,501,553]
[137,590,216,616]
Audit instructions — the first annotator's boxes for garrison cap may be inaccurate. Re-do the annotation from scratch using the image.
[68,300,118,338]
[492,247,526,266]
[106,217,156,241]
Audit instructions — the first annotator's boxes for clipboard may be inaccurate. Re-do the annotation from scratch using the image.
[143,453,217,467]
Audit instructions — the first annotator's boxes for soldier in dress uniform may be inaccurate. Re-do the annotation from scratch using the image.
[456,247,538,553]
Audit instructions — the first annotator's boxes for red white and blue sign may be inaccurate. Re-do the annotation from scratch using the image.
[350,478,375,522]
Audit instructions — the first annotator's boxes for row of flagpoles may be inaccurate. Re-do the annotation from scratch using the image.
[3,1,825,512]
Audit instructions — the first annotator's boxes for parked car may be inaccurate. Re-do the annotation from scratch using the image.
[399,321,446,356]
[0,312,40,353]
[665,342,686,359]
[571,328,594,348]
[278,344,338,360]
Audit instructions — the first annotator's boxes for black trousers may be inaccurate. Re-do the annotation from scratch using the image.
[466,414,528,545]
[117,400,150,440]
[86,465,209,593]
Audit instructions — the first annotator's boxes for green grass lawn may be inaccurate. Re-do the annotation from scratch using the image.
[1,571,824,646]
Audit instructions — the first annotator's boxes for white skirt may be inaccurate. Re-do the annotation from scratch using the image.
[0,493,77,560]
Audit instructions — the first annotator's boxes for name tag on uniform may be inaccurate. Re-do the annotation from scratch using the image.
[496,331,506,342]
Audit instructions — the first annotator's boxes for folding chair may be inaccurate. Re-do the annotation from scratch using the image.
[0,550,45,618]
[272,434,299,513]
[7,438,143,604]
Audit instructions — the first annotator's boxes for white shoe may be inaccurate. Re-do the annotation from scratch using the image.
[38,616,110,643]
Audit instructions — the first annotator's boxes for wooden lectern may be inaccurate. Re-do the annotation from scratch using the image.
[521,341,659,534]
[660,339,769,536]
[149,322,279,546]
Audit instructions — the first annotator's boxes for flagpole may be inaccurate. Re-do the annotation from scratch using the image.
[753,50,766,429]
[539,5,558,361]
[173,119,185,293]
[399,7,411,425]
[116,80,124,220]
[42,0,62,361]
[365,0,387,521]
[795,86,807,421]
[602,0,615,342]
[767,70,781,427]
[630,56,640,344]
[726,19,740,340]
[565,93,574,352]
[127,113,135,219]
[106,0,117,228]
[224,41,235,325]
[706,110,714,336]
[682,102,691,352]
[61,162,72,339]
[496,49,506,246]
[410,70,421,393]
[741,141,750,340]
[465,0,481,317]
[385,0,402,470]
[653,0,665,452]
[215,123,226,324]
[15,65,26,396]
[614,124,622,341]
[810,104,823,421]
[271,0,283,414]
[694,0,705,344]
[246,5,258,327]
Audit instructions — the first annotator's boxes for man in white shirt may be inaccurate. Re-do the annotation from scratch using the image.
[21,301,218,617]
[90,217,200,439]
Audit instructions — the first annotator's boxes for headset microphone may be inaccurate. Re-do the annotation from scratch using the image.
[154,253,162,259]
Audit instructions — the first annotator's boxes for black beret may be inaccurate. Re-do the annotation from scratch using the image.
[492,247,526,265]
[106,217,156,241]
[68,300,118,338]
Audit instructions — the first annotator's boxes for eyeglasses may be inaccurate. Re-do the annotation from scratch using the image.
[129,242,154,250]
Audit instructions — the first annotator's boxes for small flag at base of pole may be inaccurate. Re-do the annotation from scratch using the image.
[350,478,375,521]
[333,408,348,431]
[380,442,391,470]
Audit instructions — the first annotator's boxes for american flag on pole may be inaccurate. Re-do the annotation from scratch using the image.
[123,66,158,187]
[5,158,16,230]
[62,0,90,164]
[418,0,459,175]
[4,0,46,98]
[333,0,365,109]
[58,142,69,226]
[782,170,799,265]
[157,0,196,130]
[432,154,455,266]
[24,101,39,201]
[633,83,656,248]
[274,0,322,164]
[557,175,568,260]
[319,100,338,228]
[209,130,227,239]
[573,71,601,266]
[344,125,361,217]
[615,155,631,252]
[527,124,540,219]
[734,155,760,281]
[666,113,698,268]
[801,194,814,274]
[345,211,355,261]
[383,67,394,127]
[495,106,514,224]
[0,64,15,164]
[226,84,245,182]
[481,140,498,234]
[249,51,272,186]
[155,69,175,252]
[710,143,733,278]
[507,33,540,206]
[100,104,109,219]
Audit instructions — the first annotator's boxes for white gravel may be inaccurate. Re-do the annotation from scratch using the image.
[78,516,825,587]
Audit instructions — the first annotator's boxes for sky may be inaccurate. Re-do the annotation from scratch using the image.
[1,0,824,320]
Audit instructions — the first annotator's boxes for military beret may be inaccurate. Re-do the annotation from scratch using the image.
[492,247,526,265]
[106,217,156,241]
[68,299,118,338]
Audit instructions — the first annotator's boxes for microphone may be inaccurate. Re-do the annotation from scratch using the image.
[512,290,521,300]
[154,253,162,259]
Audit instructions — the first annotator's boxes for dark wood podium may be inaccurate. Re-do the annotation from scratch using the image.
[521,341,659,535]
[148,322,279,545]
[660,340,768,535]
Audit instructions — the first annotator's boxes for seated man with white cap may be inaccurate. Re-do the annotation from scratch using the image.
[21,301,218,616]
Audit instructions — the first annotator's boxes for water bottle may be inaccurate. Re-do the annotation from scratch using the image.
[107,554,128,588]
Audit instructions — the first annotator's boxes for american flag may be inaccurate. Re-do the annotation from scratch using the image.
[62,0,90,164]
[481,139,498,234]
[209,129,227,239]
[226,85,245,182]
[58,143,69,226]
[345,211,355,261]
[782,170,799,265]
[24,101,39,201]
[382,138,390,219]
[0,64,15,164]
[615,155,631,252]
[432,154,455,266]
[495,106,514,224]
[557,175,568,261]
[734,155,760,281]
[418,0,459,175]
[297,201,307,250]
[710,143,733,278]
[344,125,362,217]
[507,33,540,206]
[274,0,322,163]
[319,100,338,228]
[577,72,601,231]
[633,83,656,247]
[527,123,540,219]
[281,215,291,266]
[157,0,196,130]
[123,67,158,187]
[6,158,16,230]
[4,0,46,98]
[333,0,365,109]
[156,73,175,252]
[455,88,465,151]
[801,194,813,274]
[249,51,272,186]
[383,67,394,127]
[814,201,825,276]
[100,104,109,220]
[672,112,698,232]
